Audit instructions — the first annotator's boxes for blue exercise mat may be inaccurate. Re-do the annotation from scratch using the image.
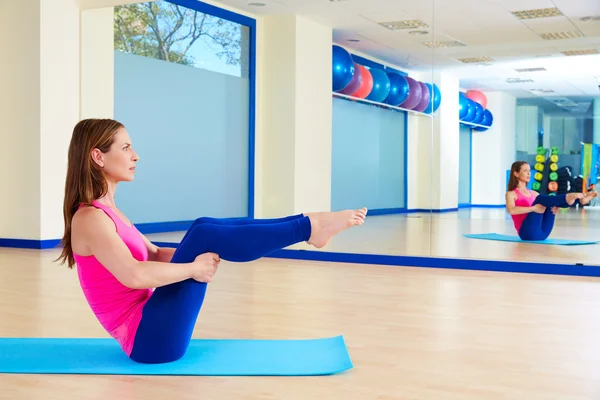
[464,233,600,246]
[0,335,352,376]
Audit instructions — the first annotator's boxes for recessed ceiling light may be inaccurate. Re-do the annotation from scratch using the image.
[540,31,583,40]
[248,2,265,6]
[561,49,599,56]
[457,56,494,63]
[580,16,600,22]
[514,67,546,72]
[379,20,429,30]
[347,39,360,42]
[408,30,429,35]
[512,7,563,20]
[423,40,466,48]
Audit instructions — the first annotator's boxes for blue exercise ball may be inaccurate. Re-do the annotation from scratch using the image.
[474,110,493,131]
[385,73,410,106]
[424,83,441,113]
[472,102,485,124]
[332,45,355,92]
[459,92,469,119]
[462,99,477,122]
[366,68,391,103]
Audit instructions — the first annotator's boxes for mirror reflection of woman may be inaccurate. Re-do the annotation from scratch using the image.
[505,161,597,241]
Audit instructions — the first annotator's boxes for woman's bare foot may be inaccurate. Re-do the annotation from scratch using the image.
[581,191,598,205]
[566,192,584,205]
[306,208,367,248]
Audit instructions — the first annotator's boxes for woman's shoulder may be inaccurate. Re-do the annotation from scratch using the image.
[72,203,113,234]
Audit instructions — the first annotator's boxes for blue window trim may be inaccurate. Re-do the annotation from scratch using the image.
[166,0,256,218]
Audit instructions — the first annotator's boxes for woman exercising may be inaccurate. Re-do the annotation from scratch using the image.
[505,161,596,241]
[57,119,367,364]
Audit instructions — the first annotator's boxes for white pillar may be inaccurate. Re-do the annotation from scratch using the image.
[0,0,79,244]
[471,92,516,205]
[258,15,332,217]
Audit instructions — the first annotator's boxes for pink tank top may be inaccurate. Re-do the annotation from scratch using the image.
[73,200,153,356]
[511,188,536,232]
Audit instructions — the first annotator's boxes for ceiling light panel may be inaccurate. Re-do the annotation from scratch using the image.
[511,7,563,20]
[457,56,494,63]
[539,31,583,40]
[379,20,429,30]
[561,49,600,56]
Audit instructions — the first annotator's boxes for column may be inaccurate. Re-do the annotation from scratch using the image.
[0,0,79,246]
[257,15,332,217]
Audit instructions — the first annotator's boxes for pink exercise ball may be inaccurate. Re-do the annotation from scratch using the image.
[466,90,487,109]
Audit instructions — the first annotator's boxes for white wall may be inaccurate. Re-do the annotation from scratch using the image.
[0,0,42,240]
[259,15,296,217]
[81,7,114,119]
[40,0,81,240]
[259,15,333,216]
[293,16,332,214]
[432,72,460,210]
[471,92,516,205]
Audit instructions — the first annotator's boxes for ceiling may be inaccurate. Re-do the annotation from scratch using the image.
[211,0,600,99]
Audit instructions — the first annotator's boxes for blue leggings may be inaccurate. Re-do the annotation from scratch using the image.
[518,194,578,241]
[129,213,311,364]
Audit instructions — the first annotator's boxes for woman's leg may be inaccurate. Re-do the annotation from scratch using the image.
[178,214,306,249]
[129,208,367,364]
[532,193,578,208]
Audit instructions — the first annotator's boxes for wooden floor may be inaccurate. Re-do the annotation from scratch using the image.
[148,206,600,266]
[2,247,600,399]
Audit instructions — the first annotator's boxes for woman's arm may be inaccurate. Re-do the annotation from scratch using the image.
[141,235,176,263]
[72,208,205,289]
[505,191,535,215]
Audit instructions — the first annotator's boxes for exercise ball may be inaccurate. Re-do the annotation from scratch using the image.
[413,82,431,112]
[462,99,477,122]
[480,109,493,127]
[332,45,355,92]
[424,84,441,113]
[459,92,469,119]
[472,102,485,124]
[466,90,487,109]
[385,73,410,106]
[350,65,373,99]
[366,68,391,103]
[399,76,422,110]
[339,62,362,95]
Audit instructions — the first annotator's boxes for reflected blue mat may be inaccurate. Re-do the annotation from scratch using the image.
[464,233,600,246]
[0,335,352,376]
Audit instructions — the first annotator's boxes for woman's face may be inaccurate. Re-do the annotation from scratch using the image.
[94,128,139,183]
[515,163,531,183]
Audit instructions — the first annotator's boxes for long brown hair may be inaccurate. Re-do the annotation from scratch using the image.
[56,118,124,268]
[508,161,528,191]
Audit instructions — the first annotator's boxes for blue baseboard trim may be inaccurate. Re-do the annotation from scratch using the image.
[265,249,600,277]
[0,238,61,250]
[134,220,195,234]
[148,242,600,278]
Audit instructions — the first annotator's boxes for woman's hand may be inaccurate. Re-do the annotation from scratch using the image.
[191,252,220,283]
[551,206,559,215]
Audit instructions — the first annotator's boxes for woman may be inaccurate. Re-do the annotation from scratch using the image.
[56,118,367,364]
[505,161,596,241]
